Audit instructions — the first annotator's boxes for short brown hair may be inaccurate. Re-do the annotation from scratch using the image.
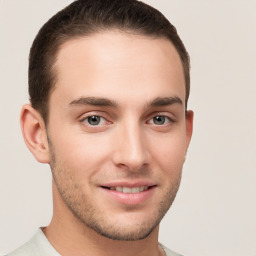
[29,0,190,122]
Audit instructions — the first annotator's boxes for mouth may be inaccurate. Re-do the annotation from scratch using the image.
[101,185,154,193]
[100,184,156,205]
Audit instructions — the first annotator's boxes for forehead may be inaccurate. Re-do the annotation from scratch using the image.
[52,31,185,106]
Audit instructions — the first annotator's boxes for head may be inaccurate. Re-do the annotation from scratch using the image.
[21,0,193,242]
[28,0,190,123]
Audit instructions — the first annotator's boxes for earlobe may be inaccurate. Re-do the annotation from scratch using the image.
[20,104,50,163]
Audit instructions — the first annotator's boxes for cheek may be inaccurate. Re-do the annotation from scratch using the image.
[51,131,112,175]
[149,130,187,170]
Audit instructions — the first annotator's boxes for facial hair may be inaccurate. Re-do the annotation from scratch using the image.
[49,140,182,241]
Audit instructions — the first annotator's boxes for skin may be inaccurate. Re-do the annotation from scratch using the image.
[21,31,193,256]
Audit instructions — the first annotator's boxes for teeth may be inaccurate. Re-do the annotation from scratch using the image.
[139,186,145,192]
[131,187,140,193]
[110,186,149,193]
[123,187,131,193]
[116,187,122,192]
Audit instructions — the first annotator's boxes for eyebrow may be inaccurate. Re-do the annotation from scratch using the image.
[69,96,183,108]
[69,97,118,107]
[149,96,183,107]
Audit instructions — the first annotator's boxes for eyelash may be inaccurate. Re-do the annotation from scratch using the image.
[147,115,173,126]
[80,115,110,126]
[80,113,174,127]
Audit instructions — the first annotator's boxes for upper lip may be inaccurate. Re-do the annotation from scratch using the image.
[100,181,157,188]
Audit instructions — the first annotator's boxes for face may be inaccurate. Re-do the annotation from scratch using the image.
[47,31,193,241]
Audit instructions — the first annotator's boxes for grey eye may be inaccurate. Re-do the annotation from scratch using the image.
[87,115,101,125]
[153,116,168,125]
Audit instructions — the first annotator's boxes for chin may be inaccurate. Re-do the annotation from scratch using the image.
[85,218,160,241]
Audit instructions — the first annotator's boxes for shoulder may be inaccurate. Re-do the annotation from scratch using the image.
[6,229,60,256]
[7,237,39,256]
[160,243,184,256]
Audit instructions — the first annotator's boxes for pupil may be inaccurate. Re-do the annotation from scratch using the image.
[88,116,100,125]
[154,116,165,125]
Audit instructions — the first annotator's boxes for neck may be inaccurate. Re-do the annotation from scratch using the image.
[43,181,163,256]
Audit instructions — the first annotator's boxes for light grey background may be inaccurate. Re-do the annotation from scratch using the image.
[0,1,256,255]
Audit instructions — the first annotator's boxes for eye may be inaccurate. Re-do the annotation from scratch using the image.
[148,115,171,125]
[84,115,107,126]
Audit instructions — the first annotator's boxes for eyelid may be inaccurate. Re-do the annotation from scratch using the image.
[147,116,172,126]
[79,110,108,120]
[85,116,108,125]
[146,112,176,123]
[79,111,112,125]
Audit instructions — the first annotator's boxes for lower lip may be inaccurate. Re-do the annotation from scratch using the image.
[101,187,155,205]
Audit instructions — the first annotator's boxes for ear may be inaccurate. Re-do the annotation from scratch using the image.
[20,104,50,163]
[185,110,194,150]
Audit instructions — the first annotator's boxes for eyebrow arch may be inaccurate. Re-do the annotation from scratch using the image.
[149,96,183,107]
[69,97,118,108]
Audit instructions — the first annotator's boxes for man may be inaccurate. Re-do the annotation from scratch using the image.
[8,0,193,255]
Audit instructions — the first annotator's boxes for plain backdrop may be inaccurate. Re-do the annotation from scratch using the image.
[0,1,256,255]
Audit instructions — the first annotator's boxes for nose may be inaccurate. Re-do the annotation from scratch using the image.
[112,122,150,172]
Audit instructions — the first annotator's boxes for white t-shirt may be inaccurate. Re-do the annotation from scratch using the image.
[7,229,182,256]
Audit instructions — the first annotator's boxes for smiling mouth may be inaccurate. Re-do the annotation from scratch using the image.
[102,186,154,194]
